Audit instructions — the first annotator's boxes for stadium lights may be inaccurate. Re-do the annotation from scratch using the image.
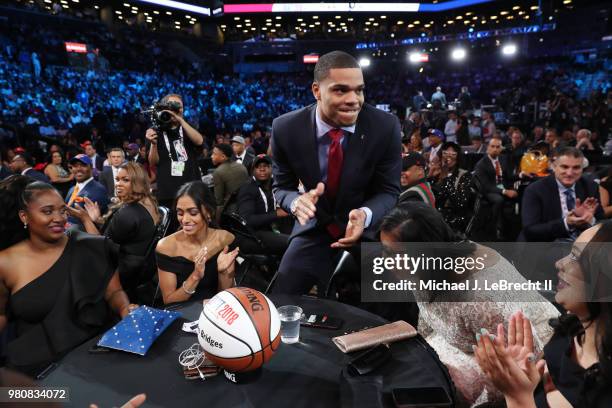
[358,58,371,67]
[501,43,517,56]
[450,47,466,61]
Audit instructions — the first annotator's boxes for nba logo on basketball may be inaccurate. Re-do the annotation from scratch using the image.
[198,287,281,372]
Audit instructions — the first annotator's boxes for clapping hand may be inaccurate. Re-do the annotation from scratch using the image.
[217,246,240,277]
[473,312,545,407]
[573,197,598,219]
[83,197,102,223]
[193,246,208,280]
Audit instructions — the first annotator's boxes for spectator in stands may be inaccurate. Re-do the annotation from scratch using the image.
[413,91,427,110]
[155,181,239,304]
[410,132,424,154]
[66,162,160,302]
[575,128,600,152]
[403,112,427,141]
[468,115,482,140]
[82,141,104,172]
[211,143,249,224]
[482,111,496,141]
[545,128,561,151]
[474,136,519,240]
[431,86,447,109]
[145,93,203,211]
[469,135,486,154]
[425,129,445,164]
[506,129,529,175]
[44,150,73,197]
[444,111,458,143]
[458,86,472,111]
[432,142,473,233]
[9,153,49,183]
[399,153,435,207]
[236,154,291,255]
[231,135,255,171]
[99,147,125,200]
[520,147,604,242]
[65,154,109,230]
[456,115,470,146]
[531,125,545,143]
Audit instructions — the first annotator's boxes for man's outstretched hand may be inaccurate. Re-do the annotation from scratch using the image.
[331,209,366,249]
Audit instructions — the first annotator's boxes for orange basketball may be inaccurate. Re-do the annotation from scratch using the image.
[198,287,281,372]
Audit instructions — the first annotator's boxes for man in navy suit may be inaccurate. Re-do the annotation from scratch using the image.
[521,146,603,242]
[9,153,49,183]
[271,51,401,294]
[65,154,109,230]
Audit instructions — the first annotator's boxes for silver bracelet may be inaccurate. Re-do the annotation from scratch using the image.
[182,281,196,295]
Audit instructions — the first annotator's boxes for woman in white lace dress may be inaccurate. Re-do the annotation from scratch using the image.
[380,203,560,407]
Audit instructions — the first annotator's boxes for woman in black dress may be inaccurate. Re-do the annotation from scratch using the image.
[0,176,135,376]
[156,181,239,304]
[474,221,612,407]
[68,162,160,302]
[43,150,73,197]
[431,142,474,234]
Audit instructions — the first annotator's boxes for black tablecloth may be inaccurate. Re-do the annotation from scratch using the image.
[39,295,453,407]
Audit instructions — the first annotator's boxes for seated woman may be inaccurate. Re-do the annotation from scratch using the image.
[67,162,160,302]
[44,150,73,197]
[0,176,135,376]
[430,142,473,233]
[156,181,239,304]
[474,221,612,408]
[379,203,559,407]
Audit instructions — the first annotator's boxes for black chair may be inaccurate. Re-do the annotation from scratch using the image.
[220,212,280,294]
[464,177,484,239]
[143,206,172,306]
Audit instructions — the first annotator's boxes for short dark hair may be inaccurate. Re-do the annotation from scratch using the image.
[553,146,584,160]
[160,93,183,104]
[15,153,35,166]
[313,51,360,82]
[214,143,233,160]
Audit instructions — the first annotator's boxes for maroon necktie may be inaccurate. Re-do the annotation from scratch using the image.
[325,129,344,239]
[326,128,344,199]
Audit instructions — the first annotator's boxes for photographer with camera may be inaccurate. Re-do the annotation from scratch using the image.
[145,94,204,215]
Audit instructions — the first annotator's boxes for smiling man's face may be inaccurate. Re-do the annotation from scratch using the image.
[312,67,364,128]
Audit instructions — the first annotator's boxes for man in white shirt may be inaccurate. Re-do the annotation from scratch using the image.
[444,111,458,143]
[231,135,255,171]
[431,86,447,109]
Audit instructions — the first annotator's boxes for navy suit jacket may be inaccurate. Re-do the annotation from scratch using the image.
[272,103,401,239]
[24,168,50,183]
[520,174,604,241]
[473,155,515,195]
[65,180,110,227]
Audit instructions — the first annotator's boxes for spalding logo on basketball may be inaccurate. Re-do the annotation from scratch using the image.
[198,287,281,372]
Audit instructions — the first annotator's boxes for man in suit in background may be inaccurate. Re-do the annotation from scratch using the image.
[231,136,255,172]
[99,147,125,200]
[473,136,518,239]
[82,141,104,173]
[9,153,49,183]
[272,50,401,294]
[521,146,603,242]
[65,154,109,230]
[237,154,291,255]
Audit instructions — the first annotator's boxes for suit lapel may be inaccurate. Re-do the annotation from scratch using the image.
[546,176,563,219]
[299,105,322,188]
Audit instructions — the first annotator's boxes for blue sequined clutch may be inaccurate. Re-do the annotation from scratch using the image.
[97,306,181,356]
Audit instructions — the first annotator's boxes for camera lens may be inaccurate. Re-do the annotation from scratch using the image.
[158,111,172,123]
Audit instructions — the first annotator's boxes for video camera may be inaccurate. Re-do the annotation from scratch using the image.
[142,100,182,131]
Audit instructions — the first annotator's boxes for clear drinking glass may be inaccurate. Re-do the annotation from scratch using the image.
[277,305,303,344]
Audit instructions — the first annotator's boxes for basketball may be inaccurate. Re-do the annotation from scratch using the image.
[198,287,281,372]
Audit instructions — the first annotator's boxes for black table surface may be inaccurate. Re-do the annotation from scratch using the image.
[40,295,452,407]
